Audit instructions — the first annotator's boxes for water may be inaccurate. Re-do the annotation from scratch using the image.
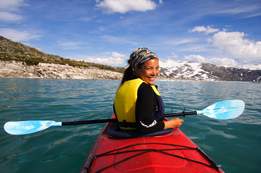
[0,78,260,173]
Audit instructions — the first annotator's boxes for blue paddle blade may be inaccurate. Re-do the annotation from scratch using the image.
[197,100,245,119]
[4,120,62,135]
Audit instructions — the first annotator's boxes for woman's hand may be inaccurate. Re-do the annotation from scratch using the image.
[164,118,184,130]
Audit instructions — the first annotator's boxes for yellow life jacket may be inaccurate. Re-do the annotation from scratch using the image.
[114,78,160,130]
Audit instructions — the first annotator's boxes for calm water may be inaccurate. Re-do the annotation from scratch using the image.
[0,78,260,173]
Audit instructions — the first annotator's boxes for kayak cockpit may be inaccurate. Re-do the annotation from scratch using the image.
[107,124,174,139]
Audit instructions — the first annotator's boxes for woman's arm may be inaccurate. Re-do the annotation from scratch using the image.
[136,84,165,134]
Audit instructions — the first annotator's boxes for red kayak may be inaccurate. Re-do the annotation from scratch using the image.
[80,115,224,173]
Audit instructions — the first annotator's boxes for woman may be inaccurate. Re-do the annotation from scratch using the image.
[114,47,183,134]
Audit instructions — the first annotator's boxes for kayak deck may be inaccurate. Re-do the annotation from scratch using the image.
[80,117,223,173]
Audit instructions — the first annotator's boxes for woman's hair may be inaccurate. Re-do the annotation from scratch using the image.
[120,59,141,85]
[120,66,136,85]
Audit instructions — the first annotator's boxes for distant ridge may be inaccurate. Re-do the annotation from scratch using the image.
[0,36,124,73]
[159,60,261,82]
[0,35,260,82]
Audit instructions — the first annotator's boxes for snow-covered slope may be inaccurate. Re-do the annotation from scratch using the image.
[159,60,261,82]
[159,60,217,81]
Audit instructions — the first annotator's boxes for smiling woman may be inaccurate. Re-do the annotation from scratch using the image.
[113,47,184,135]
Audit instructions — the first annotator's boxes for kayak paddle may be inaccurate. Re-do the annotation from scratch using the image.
[164,99,245,120]
[3,119,117,136]
[4,100,245,135]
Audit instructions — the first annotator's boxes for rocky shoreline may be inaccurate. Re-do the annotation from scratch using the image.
[0,60,219,82]
[0,61,123,80]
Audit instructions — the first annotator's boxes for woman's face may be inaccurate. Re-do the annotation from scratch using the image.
[135,58,159,85]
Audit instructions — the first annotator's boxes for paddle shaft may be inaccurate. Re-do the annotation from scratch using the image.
[164,111,197,117]
[61,111,197,126]
[62,118,117,126]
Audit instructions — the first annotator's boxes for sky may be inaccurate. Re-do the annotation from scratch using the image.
[0,0,261,67]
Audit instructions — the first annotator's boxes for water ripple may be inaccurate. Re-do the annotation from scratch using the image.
[1,79,261,173]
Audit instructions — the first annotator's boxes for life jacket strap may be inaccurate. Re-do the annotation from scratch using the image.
[117,120,136,128]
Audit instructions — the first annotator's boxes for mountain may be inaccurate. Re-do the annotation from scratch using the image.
[0,36,124,73]
[159,60,261,82]
[0,35,260,82]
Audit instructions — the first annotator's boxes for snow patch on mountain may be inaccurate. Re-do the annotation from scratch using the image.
[159,60,217,81]
[159,60,261,82]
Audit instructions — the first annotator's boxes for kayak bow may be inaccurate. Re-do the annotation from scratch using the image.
[80,115,224,173]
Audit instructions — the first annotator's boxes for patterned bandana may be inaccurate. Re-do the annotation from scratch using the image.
[129,47,158,71]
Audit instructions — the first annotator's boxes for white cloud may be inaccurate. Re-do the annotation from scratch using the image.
[79,16,94,22]
[0,0,27,11]
[96,0,158,13]
[111,51,125,58]
[0,28,40,41]
[190,26,219,35]
[185,55,206,63]
[189,26,261,64]
[208,57,238,66]
[244,12,261,18]
[184,54,238,66]
[85,55,125,66]
[166,52,179,59]
[100,35,138,45]
[167,39,195,46]
[211,31,261,63]
[0,11,23,22]
[57,41,83,50]
[171,52,178,58]
[70,52,126,66]
[0,0,27,22]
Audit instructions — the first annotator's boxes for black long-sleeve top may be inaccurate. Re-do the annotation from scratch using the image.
[135,83,165,134]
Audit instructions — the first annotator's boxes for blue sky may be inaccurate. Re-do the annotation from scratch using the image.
[0,0,260,67]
